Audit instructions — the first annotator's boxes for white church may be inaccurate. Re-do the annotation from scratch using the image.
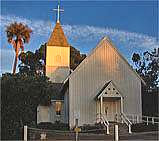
[37,2,145,131]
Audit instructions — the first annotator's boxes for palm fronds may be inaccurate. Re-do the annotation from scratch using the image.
[6,22,32,43]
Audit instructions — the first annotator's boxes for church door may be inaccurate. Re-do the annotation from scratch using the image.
[103,100,121,121]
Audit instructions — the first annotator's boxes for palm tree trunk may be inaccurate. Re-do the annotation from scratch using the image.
[13,41,20,74]
[13,52,18,74]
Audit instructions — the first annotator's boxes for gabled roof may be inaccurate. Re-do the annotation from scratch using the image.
[47,22,69,47]
[95,80,122,100]
[60,78,69,94]
[69,36,146,85]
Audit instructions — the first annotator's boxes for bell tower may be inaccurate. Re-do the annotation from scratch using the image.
[46,1,70,83]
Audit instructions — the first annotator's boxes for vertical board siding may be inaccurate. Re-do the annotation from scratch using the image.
[37,102,65,124]
[69,38,142,127]
[49,102,65,123]
[64,88,69,123]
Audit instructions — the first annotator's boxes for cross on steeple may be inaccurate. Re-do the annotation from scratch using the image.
[53,0,64,23]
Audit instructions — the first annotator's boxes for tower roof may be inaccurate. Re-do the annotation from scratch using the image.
[47,22,69,47]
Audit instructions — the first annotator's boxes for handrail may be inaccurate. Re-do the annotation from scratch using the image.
[96,113,109,125]
[101,113,109,126]
[121,113,132,126]
[96,113,109,134]
[120,113,132,133]
[126,114,159,124]
[142,116,159,119]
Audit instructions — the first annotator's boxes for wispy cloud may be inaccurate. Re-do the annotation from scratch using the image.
[1,15,159,73]
[1,15,52,36]
[1,15,158,50]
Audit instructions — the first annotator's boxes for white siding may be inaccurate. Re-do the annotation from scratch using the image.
[69,37,142,127]
[64,88,69,123]
[37,102,65,124]
[37,106,50,123]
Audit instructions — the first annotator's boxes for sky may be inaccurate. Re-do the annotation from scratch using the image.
[1,0,159,74]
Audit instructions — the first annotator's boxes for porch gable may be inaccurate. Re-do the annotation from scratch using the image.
[95,80,122,99]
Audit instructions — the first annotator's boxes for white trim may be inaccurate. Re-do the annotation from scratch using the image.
[62,75,69,84]
[100,96,103,115]
[97,81,122,99]
[120,97,124,113]
[51,100,64,102]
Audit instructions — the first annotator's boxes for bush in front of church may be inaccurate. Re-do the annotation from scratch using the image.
[132,123,159,132]
[37,121,69,130]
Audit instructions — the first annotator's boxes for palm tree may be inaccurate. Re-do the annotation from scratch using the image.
[6,22,32,74]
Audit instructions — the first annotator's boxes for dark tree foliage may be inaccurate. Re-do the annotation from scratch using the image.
[132,53,141,67]
[1,73,52,140]
[70,46,86,70]
[18,43,46,75]
[132,48,159,92]
[132,48,159,116]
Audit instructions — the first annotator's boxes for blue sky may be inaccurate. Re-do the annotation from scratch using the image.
[1,0,159,74]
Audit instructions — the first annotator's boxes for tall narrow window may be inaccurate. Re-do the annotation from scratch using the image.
[55,101,62,115]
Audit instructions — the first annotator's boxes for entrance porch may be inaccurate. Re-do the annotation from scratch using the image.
[97,97,123,122]
[95,80,123,122]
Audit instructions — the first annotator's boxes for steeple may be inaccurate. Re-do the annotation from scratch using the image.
[46,0,70,83]
[47,22,69,47]
[47,0,69,47]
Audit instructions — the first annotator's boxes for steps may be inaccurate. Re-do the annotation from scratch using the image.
[91,122,131,135]
[108,122,130,135]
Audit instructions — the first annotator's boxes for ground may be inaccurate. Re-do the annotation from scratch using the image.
[37,131,158,140]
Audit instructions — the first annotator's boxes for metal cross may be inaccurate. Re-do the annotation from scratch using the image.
[53,0,64,23]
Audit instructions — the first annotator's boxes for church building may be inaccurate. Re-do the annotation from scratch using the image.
[37,2,145,130]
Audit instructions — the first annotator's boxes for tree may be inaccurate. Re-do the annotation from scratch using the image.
[1,73,52,140]
[132,48,159,93]
[18,43,46,75]
[70,46,86,70]
[132,53,141,67]
[132,48,159,117]
[6,22,32,74]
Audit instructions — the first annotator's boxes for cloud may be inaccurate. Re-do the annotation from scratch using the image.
[0,15,53,36]
[1,15,158,51]
[1,14,159,73]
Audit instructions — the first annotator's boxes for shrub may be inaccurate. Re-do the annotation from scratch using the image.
[37,122,69,130]
[132,123,159,132]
